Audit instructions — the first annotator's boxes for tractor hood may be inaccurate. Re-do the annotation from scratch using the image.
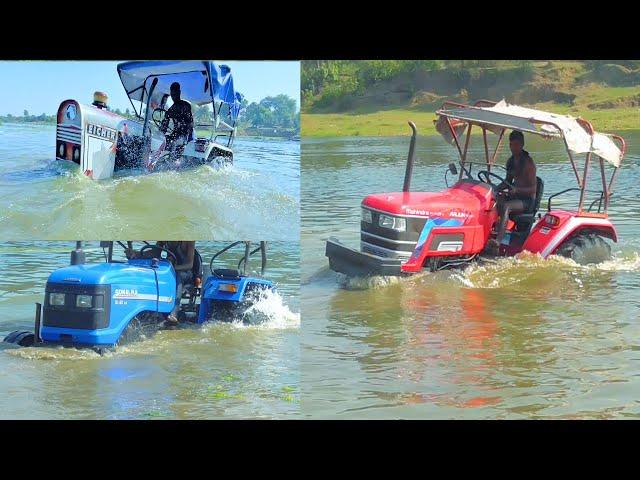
[362,180,494,221]
[47,260,173,286]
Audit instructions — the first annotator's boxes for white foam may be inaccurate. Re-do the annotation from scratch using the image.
[238,288,300,329]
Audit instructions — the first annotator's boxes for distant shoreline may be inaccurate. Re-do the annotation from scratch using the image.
[302,107,640,137]
[0,121,299,140]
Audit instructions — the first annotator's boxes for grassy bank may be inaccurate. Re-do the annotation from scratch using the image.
[302,107,640,137]
[302,61,640,137]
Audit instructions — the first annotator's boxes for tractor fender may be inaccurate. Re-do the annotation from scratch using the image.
[523,211,617,258]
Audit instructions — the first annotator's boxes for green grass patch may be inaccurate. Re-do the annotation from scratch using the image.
[302,106,639,138]
[302,110,440,137]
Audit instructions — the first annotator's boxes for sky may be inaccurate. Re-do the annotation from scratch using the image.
[0,61,300,116]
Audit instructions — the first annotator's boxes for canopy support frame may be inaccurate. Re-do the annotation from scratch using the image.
[436,102,626,219]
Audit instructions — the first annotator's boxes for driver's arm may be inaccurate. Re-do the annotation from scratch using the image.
[496,159,515,191]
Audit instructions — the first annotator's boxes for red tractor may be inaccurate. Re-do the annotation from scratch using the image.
[326,99,627,277]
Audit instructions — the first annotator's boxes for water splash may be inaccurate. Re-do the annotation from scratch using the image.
[6,344,102,361]
[452,249,640,289]
[337,272,402,290]
[333,246,640,292]
[237,288,300,329]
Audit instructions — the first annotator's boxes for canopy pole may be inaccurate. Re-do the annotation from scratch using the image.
[599,157,609,213]
[608,166,619,199]
[565,148,582,188]
[260,241,267,276]
[577,152,592,213]
[142,78,158,143]
[482,128,490,171]
[445,118,464,180]
[490,129,505,165]
[243,242,251,276]
[461,123,473,166]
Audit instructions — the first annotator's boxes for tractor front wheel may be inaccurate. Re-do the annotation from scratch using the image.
[555,233,611,265]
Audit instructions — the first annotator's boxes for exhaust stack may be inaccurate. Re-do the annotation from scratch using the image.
[403,121,418,192]
[70,241,85,265]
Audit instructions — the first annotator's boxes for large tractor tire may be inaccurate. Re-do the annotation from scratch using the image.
[3,330,35,347]
[555,233,611,265]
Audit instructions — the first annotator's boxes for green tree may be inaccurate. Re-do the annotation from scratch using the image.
[23,110,28,117]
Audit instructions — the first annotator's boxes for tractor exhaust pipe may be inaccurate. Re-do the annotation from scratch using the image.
[403,121,418,192]
[34,302,42,345]
[70,241,85,265]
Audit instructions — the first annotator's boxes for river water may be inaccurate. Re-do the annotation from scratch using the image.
[301,130,640,419]
[0,123,299,240]
[0,241,299,419]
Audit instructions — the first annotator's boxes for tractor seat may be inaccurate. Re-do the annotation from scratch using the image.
[213,268,241,279]
[510,177,544,231]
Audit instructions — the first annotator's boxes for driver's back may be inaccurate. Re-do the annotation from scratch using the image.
[167,99,194,138]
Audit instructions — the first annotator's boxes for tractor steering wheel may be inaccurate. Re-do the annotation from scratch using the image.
[152,108,175,137]
[477,170,516,191]
[139,244,177,263]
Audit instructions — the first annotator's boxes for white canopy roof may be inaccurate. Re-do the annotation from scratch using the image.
[436,100,623,167]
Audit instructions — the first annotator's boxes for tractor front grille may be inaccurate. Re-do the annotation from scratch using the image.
[361,241,413,259]
[43,283,111,330]
[360,207,426,259]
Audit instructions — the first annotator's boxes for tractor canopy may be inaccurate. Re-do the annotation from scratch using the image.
[435,99,624,167]
[117,60,243,121]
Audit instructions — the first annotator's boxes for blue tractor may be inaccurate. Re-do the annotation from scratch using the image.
[3,241,274,353]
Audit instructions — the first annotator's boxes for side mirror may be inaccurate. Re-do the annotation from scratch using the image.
[448,163,458,175]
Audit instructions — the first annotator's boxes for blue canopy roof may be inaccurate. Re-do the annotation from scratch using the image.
[117,60,242,120]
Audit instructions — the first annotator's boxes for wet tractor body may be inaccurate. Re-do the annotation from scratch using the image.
[4,242,274,352]
[55,61,243,180]
[327,100,626,277]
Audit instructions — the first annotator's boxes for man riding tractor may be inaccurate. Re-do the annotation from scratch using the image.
[159,82,194,159]
[126,240,197,327]
[486,130,538,256]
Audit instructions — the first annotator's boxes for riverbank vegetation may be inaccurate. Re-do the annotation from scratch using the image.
[1,94,300,137]
[302,61,640,136]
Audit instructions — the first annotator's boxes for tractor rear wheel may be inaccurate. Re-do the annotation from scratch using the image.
[555,233,611,265]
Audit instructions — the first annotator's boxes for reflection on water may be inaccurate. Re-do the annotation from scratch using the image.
[0,241,299,419]
[302,132,640,419]
[0,124,299,239]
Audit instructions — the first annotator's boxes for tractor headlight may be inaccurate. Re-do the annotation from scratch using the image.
[76,294,92,308]
[379,214,406,232]
[49,292,65,306]
[218,283,238,293]
[361,208,373,224]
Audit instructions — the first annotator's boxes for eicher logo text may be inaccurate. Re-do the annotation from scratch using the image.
[87,123,117,141]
